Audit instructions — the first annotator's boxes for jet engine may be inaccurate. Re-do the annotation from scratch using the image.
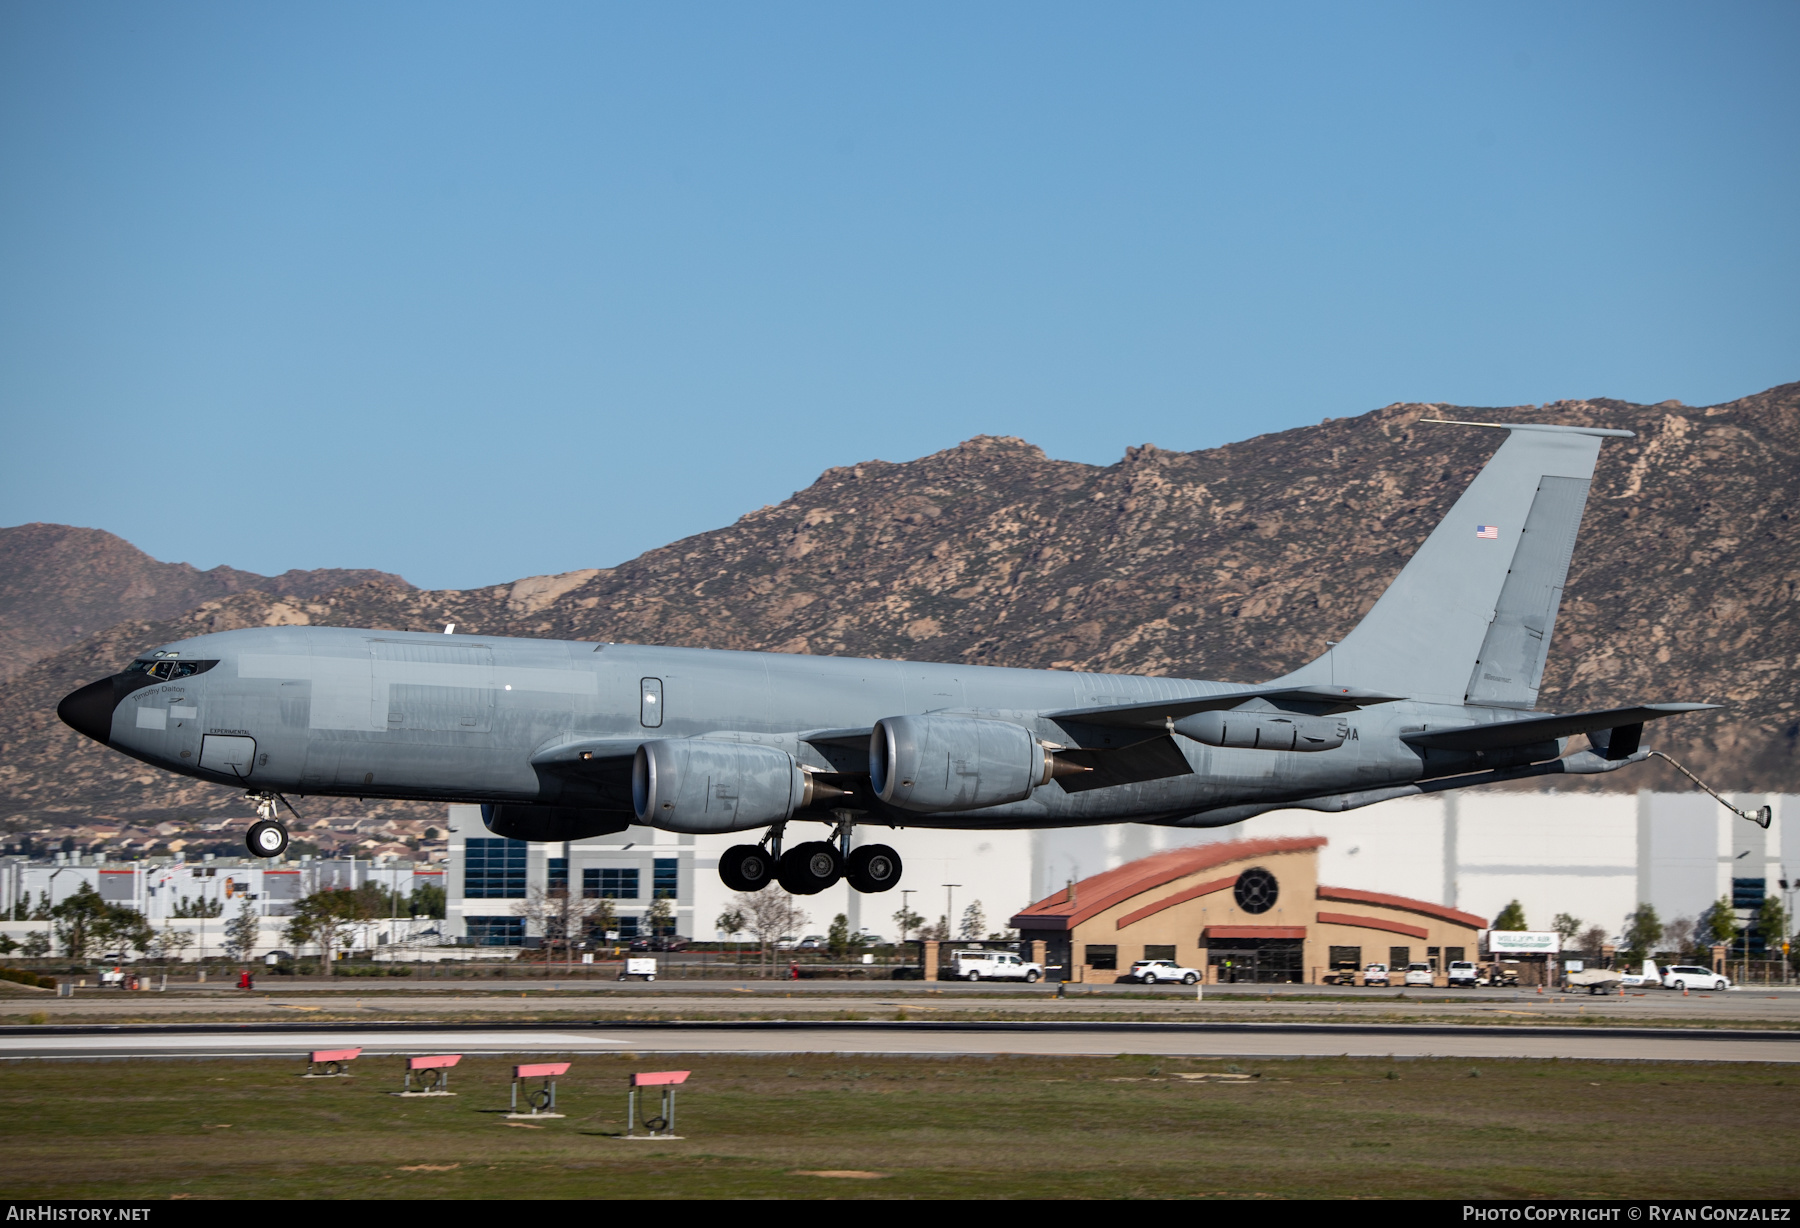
[1174,710,1345,752]
[632,739,841,833]
[870,714,1062,813]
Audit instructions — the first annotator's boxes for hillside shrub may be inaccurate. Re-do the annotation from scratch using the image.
[0,966,56,989]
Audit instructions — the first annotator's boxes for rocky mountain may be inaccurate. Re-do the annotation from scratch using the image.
[3,381,1795,828]
[0,523,409,680]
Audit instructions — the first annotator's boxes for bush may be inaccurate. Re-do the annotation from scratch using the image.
[323,964,413,977]
[0,966,55,990]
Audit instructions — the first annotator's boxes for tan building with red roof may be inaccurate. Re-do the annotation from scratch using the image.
[1008,836,1487,984]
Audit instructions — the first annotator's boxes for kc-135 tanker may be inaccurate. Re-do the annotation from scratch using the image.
[57,421,1755,898]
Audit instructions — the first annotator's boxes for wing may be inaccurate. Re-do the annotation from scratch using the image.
[1402,703,1719,753]
[1042,685,1404,730]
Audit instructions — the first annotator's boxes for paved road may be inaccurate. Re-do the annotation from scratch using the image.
[2,1021,1795,1064]
[11,982,1800,1025]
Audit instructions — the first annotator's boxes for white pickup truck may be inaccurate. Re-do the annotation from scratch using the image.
[948,949,1044,982]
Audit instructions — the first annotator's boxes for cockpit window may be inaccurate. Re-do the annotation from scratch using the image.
[126,659,216,680]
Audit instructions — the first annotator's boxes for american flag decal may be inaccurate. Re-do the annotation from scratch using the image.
[1475,524,1499,539]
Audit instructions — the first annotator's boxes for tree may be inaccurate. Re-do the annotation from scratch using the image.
[1551,913,1582,945]
[173,895,224,919]
[1697,896,1740,951]
[644,897,675,937]
[0,934,14,955]
[1621,904,1661,960]
[715,908,747,941]
[409,882,446,919]
[1491,900,1528,931]
[892,905,924,943]
[1576,925,1609,956]
[21,931,49,958]
[286,888,379,975]
[958,900,986,941]
[585,897,618,943]
[514,884,596,965]
[733,889,807,973]
[30,891,52,921]
[827,913,851,958]
[920,915,949,942]
[1662,915,1697,957]
[51,883,110,960]
[224,898,261,962]
[98,905,154,958]
[150,923,194,963]
[1755,896,1788,959]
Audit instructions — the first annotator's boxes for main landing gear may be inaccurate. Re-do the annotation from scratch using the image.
[718,820,902,897]
[244,792,291,859]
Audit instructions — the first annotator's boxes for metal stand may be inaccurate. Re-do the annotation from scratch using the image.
[508,1061,569,1118]
[623,1070,689,1139]
[392,1054,461,1097]
[302,1046,362,1078]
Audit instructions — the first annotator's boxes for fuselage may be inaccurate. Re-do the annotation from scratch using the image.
[58,624,1511,833]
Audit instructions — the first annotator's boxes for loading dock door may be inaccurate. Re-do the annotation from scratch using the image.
[640,678,663,728]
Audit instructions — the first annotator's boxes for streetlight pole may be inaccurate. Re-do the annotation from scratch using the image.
[943,884,961,943]
[899,890,915,941]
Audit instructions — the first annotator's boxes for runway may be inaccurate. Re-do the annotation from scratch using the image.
[3,1020,1795,1064]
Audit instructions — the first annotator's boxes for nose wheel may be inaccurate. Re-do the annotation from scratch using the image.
[245,793,290,858]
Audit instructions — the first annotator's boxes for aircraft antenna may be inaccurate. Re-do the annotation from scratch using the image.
[1646,751,1772,828]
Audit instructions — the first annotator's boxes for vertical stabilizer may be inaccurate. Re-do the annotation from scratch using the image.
[1275,421,1632,708]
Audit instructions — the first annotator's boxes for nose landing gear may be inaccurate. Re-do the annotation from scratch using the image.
[244,792,291,859]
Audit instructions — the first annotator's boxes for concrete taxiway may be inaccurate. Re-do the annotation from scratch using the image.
[2,1021,1795,1064]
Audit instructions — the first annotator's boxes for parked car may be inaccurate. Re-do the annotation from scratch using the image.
[627,935,689,953]
[1660,964,1730,992]
[1128,958,1201,985]
[1446,960,1479,987]
[794,935,827,952]
[948,949,1044,982]
[1403,962,1434,987]
[1362,962,1390,987]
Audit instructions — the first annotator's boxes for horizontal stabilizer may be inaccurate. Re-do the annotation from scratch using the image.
[1402,703,1718,752]
[1044,686,1403,730]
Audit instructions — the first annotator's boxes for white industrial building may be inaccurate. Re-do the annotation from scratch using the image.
[442,791,1798,947]
[0,855,444,960]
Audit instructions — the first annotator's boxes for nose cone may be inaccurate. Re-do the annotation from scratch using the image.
[57,677,117,745]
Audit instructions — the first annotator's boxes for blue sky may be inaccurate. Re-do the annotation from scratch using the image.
[2,3,1795,590]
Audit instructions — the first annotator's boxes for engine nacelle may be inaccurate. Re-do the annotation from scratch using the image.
[633,738,828,833]
[870,714,1052,813]
[481,804,632,842]
[1175,710,1345,752]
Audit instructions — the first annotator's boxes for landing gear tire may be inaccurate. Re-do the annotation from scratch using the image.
[846,844,903,894]
[776,842,842,895]
[246,819,288,858]
[719,844,775,892]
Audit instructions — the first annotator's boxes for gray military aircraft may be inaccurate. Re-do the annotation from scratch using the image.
[56,421,1742,897]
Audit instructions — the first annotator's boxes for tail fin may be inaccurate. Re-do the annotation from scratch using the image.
[1276,420,1633,708]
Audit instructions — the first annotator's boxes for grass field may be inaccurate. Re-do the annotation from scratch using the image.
[0,1053,1794,1199]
